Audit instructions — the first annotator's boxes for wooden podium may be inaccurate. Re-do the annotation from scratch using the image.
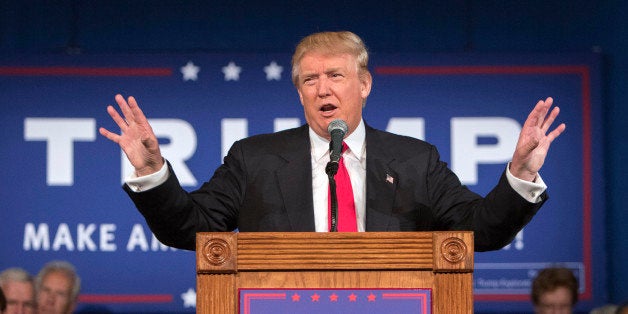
[196,231,474,313]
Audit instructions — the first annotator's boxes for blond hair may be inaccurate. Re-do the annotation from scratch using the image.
[291,31,370,86]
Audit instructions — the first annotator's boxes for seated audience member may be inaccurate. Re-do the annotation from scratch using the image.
[35,261,81,314]
[531,266,578,314]
[0,268,36,314]
[616,302,628,314]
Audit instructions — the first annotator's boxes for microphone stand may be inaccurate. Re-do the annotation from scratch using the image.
[325,161,339,232]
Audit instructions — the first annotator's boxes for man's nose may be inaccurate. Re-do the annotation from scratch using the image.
[44,293,56,304]
[317,77,331,97]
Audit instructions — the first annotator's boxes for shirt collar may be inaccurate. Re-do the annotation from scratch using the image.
[309,119,366,162]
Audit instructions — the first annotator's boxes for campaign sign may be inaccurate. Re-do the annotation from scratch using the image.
[0,51,604,312]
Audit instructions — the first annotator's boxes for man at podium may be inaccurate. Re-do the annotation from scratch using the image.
[99,31,565,252]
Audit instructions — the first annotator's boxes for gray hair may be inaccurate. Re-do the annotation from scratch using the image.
[0,267,33,287]
[35,261,81,301]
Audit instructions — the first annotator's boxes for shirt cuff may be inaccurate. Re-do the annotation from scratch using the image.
[505,162,547,203]
[125,161,169,192]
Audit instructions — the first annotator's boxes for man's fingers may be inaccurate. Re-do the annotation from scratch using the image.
[525,98,548,129]
[98,127,120,143]
[127,96,150,124]
[127,95,137,108]
[525,97,559,133]
[115,94,135,124]
[525,100,541,127]
[546,123,566,143]
[534,98,552,128]
[106,105,128,131]
[541,106,560,133]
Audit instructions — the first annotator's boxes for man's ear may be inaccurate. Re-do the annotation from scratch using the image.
[360,72,372,98]
[297,88,305,106]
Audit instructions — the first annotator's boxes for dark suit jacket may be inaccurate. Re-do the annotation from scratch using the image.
[126,124,546,252]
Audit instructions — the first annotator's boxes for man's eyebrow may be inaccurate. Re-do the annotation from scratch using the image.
[325,67,343,74]
[300,72,319,80]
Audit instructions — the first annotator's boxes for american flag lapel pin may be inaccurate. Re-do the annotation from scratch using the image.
[386,174,394,184]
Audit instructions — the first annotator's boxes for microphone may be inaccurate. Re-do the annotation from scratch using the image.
[325,119,347,232]
[328,119,348,164]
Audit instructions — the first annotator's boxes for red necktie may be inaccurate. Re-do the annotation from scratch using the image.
[328,142,358,232]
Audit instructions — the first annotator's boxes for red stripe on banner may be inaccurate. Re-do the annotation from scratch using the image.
[475,294,530,302]
[375,65,587,75]
[580,67,593,301]
[377,65,594,302]
[0,66,172,76]
[78,294,173,303]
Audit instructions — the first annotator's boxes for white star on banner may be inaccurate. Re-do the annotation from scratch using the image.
[222,61,242,81]
[264,61,283,81]
[180,61,200,81]
[181,288,196,308]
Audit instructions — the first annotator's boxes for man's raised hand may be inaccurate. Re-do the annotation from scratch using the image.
[510,97,566,182]
[99,94,164,177]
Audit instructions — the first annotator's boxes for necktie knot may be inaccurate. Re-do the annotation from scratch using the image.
[341,142,348,154]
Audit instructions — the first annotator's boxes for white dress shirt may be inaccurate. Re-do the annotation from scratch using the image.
[310,119,367,232]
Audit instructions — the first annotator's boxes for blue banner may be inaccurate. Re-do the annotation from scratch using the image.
[0,51,604,312]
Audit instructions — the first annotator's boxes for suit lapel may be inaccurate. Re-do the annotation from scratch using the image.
[276,126,316,231]
[273,124,399,231]
[364,125,397,231]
